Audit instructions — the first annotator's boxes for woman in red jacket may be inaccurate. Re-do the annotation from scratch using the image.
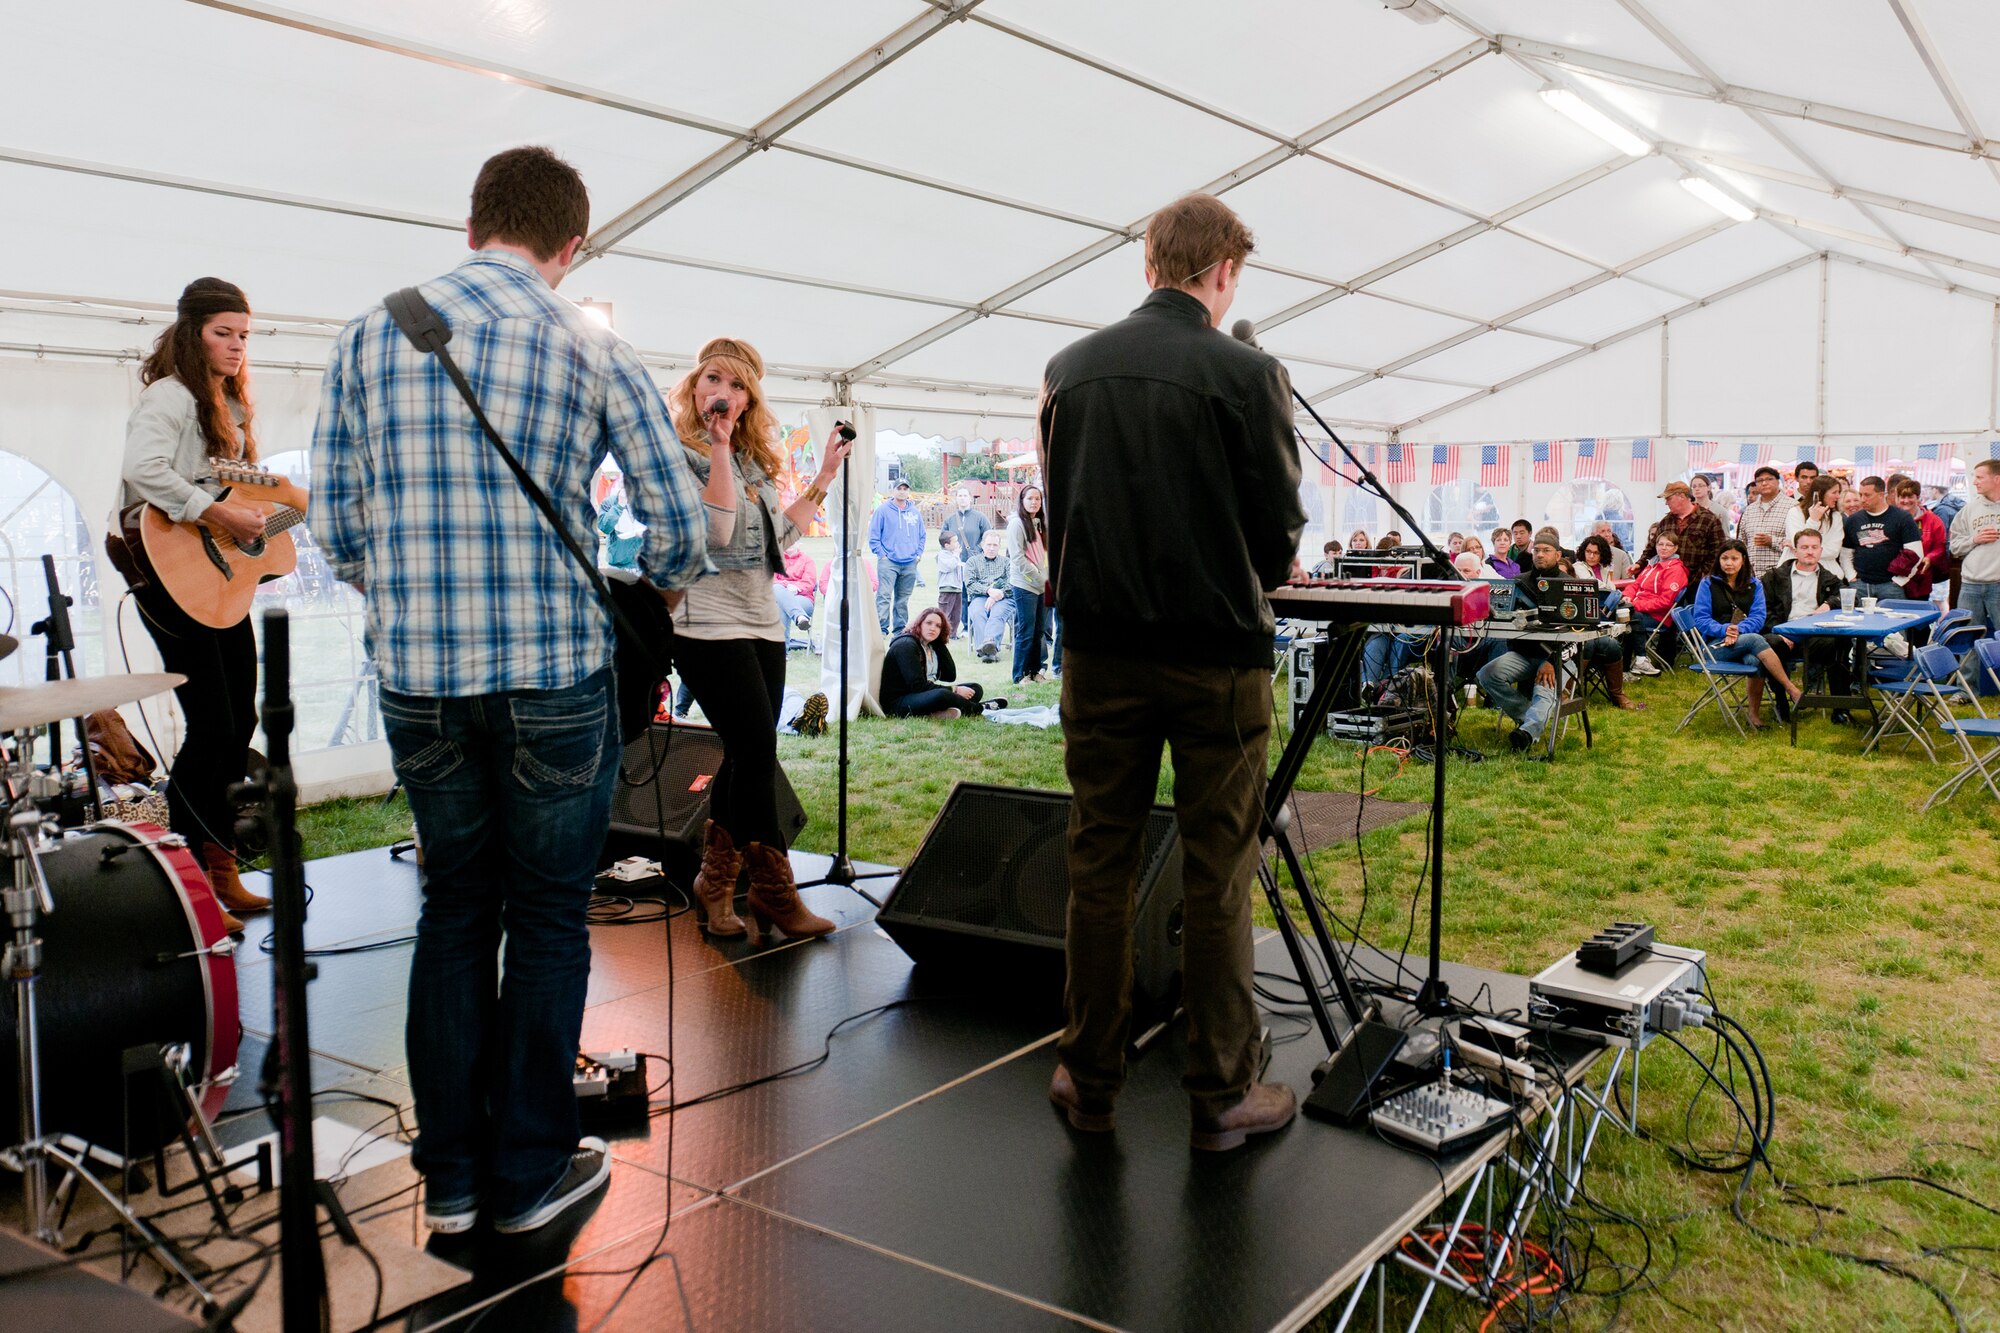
[1619,529,1687,675]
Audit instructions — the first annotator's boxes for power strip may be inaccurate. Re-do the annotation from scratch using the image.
[1370,1076,1514,1153]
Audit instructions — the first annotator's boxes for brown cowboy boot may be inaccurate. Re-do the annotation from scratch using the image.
[202,842,271,912]
[690,820,747,937]
[1603,661,1646,711]
[743,842,835,943]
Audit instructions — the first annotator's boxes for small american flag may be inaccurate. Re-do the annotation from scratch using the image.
[1985,441,2000,461]
[1629,438,1655,482]
[1915,442,1956,486]
[1531,440,1562,483]
[1736,442,1772,466]
[1853,445,1877,470]
[1430,444,1459,484]
[1686,440,1717,466]
[1574,438,1605,479]
[1383,442,1415,484]
[1792,443,1825,466]
[1480,444,1509,487]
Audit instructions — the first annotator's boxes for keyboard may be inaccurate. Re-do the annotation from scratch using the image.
[1269,579,1491,627]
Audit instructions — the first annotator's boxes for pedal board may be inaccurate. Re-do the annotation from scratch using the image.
[575,1051,650,1131]
[1369,1077,1514,1153]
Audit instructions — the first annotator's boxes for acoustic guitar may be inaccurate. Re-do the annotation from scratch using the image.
[105,461,310,629]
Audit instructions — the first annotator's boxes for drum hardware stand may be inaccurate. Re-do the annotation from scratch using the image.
[28,555,103,826]
[4,784,218,1308]
[795,423,897,906]
[233,608,336,1332]
[123,1043,273,1235]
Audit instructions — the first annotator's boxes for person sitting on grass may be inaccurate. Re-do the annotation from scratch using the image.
[880,607,994,720]
[1762,527,1851,721]
[1692,538,1804,729]
[1621,529,1687,676]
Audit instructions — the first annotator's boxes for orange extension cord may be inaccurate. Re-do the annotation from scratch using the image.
[1398,1223,1566,1331]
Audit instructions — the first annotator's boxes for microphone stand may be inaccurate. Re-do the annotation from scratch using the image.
[1283,380,1458,1018]
[794,431,895,904]
[29,555,103,823]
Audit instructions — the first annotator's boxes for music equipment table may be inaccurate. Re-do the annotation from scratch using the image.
[1469,622,1626,759]
[1271,579,1491,627]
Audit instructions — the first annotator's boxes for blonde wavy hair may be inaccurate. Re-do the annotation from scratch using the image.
[667,336,781,481]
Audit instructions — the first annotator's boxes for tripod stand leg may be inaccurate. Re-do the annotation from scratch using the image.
[38,1142,216,1305]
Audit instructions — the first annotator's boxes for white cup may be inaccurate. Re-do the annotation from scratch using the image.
[1860,596,1878,610]
[1615,606,1630,623]
[1839,588,1857,611]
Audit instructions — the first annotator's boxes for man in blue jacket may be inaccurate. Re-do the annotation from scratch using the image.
[869,478,926,632]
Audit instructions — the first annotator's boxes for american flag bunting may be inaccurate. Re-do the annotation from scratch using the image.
[1629,438,1655,483]
[1430,444,1459,484]
[1480,444,1509,487]
[1853,445,1877,471]
[1735,441,1772,467]
[1686,440,1717,466]
[1915,442,1956,486]
[1573,438,1605,479]
[1531,440,1562,484]
[1383,442,1415,484]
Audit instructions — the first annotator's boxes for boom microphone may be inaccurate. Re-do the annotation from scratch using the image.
[1230,318,1260,349]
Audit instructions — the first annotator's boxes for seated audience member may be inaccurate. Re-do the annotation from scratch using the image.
[1477,529,1638,752]
[1383,530,1403,546]
[1590,522,1632,578]
[961,528,1012,663]
[1621,530,1687,674]
[1312,539,1343,577]
[1453,551,1485,579]
[1349,527,1371,553]
[1372,533,1402,577]
[773,545,817,643]
[1948,457,2000,634]
[1507,518,1534,570]
[1447,532,1465,554]
[1575,535,1619,590]
[1458,536,1487,569]
[1360,629,1415,691]
[880,608,989,719]
[1762,528,1851,718]
[1486,527,1520,578]
[935,530,966,633]
[1692,539,1804,729]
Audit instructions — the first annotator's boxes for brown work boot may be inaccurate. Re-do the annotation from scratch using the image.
[690,820,746,938]
[1048,1064,1115,1133]
[1191,1082,1298,1153]
[217,906,245,935]
[202,842,270,912]
[743,842,835,942]
[1603,662,1646,711]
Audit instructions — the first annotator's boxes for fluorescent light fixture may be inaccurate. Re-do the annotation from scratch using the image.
[1381,0,1444,23]
[576,299,615,330]
[1679,175,1755,222]
[1538,87,1650,157]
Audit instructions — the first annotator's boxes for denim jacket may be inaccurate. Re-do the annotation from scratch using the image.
[683,444,799,573]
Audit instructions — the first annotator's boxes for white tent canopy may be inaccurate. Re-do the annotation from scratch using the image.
[5,0,1999,784]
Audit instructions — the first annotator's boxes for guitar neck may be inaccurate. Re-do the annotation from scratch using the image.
[265,505,306,537]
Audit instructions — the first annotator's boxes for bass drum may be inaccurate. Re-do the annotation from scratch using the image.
[0,821,240,1153]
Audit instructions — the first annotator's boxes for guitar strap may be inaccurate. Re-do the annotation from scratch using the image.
[383,287,673,741]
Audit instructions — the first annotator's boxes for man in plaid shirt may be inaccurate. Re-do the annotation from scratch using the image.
[314,147,707,1237]
[1635,480,1725,585]
[1735,465,1789,577]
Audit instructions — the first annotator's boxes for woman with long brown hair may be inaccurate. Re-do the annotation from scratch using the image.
[119,277,273,931]
[666,336,850,942]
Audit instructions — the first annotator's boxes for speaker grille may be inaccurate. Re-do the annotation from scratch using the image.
[607,723,807,849]
[889,785,1175,947]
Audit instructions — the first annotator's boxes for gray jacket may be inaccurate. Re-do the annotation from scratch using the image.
[962,551,1009,597]
[120,378,234,522]
[1948,494,2000,584]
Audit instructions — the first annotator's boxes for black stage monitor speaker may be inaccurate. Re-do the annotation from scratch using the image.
[877,783,1185,1025]
[608,722,806,869]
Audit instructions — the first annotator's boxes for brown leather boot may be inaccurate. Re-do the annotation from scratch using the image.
[1191,1081,1298,1152]
[217,906,245,935]
[1603,661,1646,711]
[743,842,834,942]
[690,820,747,938]
[202,843,270,912]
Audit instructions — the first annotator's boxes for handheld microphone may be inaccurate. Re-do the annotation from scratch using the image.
[1230,318,1260,350]
[835,421,857,442]
[705,397,729,418]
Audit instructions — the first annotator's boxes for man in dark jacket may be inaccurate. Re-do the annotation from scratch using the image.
[1762,527,1851,706]
[1039,192,1304,1153]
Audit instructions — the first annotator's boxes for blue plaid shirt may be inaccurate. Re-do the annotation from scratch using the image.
[313,250,709,697]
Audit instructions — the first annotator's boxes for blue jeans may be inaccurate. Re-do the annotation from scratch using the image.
[1049,606,1063,674]
[1853,579,1901,605]
[380,667,620,1220]
[1959,581,2000,635]
[1707,632,1772,664]
[969,592,1011,654]
[1477,650,1557,740]
[1011,585,1049,680]
[774,584,814,647]
[1361,632,1414,686]
[876,561,918,633]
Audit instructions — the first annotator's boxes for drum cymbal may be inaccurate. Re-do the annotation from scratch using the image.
[0,635,15,663]
[0,674,187,732]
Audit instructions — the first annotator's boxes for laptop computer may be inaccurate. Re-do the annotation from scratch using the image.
[1527,577,1605,625]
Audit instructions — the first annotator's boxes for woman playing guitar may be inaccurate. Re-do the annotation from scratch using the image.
[117,277,272,933]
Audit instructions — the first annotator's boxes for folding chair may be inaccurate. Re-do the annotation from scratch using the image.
[1639,616,1680,676]
[1866,643,1981,759]
[1934,608,1971,634]
[1670,607,1758,737]
[1924,638,2000,810]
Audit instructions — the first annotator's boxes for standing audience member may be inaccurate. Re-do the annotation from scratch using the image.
[1635,481,1725,585]
[1948,457,2000,633]
[1621,530,1687,675]
[1887,478,1950,605]
[1007,483,1052,683]
[962,528,1012,662]
[1786,476,1852,579]
[1844,476,1925,604]
[935,530,966,634]
[1763,528,1851,718]
[880,607,987,719]
[1792,460,1820,497]
[868,478,925,632]
[1840,487,1864,519]
[1736,465,1789,577]
[1691,473,1730,528]
[1691,539,1803,728]
[314,147,710,1235]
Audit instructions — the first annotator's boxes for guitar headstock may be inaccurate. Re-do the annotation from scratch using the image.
[214,461,281,488]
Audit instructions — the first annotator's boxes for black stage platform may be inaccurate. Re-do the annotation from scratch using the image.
[8,845,1591,1332]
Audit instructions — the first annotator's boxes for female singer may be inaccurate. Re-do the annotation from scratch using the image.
[667,336,850,941]
[118,277,273,933]
[1006,484,1051,684]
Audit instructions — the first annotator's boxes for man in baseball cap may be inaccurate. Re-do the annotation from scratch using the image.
[1635,479,1724,585]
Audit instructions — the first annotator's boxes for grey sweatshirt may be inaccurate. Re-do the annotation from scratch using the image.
[1948,494,2000,583]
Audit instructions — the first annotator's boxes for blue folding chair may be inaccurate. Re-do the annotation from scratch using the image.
[1934,608,1971,634]
[1670,606,1758,737]
[1867,642,1982,759]
[1924,638,2000,810]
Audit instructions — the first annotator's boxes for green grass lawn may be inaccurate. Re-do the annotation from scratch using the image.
[296,627,2000,1331]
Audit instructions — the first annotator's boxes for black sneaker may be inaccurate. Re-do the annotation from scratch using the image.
[493,1137,610,1234]
[981,697,1008,712]
[1508,729,1534,753]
